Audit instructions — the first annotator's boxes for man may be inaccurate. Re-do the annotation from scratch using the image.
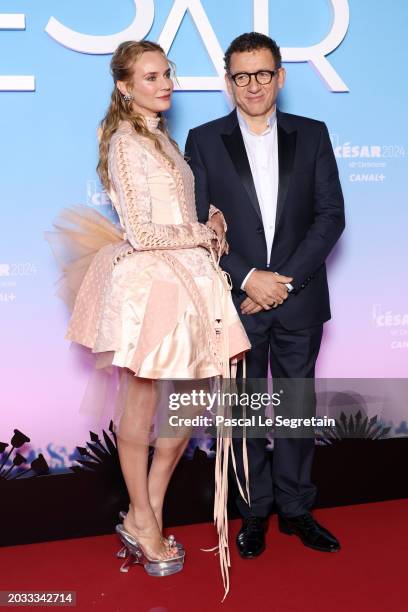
[185,32,345,558]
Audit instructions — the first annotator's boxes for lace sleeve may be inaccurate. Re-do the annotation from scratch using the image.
[109,132,216,251]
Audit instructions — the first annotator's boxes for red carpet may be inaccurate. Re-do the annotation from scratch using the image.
[1,500,407,611]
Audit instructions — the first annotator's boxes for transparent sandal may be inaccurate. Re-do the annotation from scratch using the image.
[115,524,184,577]
[117,510,184,554]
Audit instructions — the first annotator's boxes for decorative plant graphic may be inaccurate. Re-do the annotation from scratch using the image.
[69,422,210,476]
[0,429,50,479]
[70,420,122,473]
[317,410,392,445]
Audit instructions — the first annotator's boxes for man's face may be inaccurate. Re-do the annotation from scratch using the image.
[225,48,285,118]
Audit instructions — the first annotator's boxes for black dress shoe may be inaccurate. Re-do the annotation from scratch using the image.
[278,513,340,552]
[236,516,267,559]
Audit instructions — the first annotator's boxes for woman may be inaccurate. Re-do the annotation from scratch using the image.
[47,40,250,595]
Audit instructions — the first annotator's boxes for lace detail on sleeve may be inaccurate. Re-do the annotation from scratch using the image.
[109,131,216,251]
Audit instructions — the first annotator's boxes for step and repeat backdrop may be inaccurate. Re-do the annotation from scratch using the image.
[1,1,407,472]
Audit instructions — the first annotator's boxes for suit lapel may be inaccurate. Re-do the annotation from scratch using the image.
[276,112,297,230]
[221,111,262,222]
[220,109,297,229]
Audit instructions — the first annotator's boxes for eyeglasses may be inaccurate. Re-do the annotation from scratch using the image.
[229,69,280,87]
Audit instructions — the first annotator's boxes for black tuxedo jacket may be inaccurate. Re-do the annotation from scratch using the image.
[185,108,345,331]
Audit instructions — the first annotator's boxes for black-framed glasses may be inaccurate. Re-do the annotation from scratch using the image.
[230,69,280,87]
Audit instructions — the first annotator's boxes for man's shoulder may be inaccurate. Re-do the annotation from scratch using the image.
[278,110,326,132]
[188,111,234,138]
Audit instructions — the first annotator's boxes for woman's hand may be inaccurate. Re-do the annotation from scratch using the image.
[206,211,225,239]
[211,236,229,256]
[207,212,229,256]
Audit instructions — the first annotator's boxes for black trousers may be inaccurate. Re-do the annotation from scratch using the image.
[232,309,323,519]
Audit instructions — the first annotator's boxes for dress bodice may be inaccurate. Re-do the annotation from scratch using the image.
[107,119,212,251]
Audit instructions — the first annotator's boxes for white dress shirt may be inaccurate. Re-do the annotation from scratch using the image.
[237,109,293,294]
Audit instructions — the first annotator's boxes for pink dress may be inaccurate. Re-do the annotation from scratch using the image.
[64,117,250,378]
[46,116,251,599]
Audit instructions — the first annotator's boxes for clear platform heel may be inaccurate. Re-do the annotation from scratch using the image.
[116,510,184,556]
[115,524,185,577]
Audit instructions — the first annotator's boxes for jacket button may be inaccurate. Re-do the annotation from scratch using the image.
[256,227,263,234]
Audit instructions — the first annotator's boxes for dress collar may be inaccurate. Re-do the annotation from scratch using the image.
[144,115,160,131]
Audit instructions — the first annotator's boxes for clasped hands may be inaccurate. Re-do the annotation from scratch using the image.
[205,213,293,314]
[240,270,293,315]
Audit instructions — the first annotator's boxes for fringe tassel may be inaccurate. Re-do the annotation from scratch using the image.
[210,357,251,601]
[206,241,252,601]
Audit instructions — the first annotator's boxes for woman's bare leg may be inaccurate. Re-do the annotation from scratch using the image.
[147,437,190,532]
[147,379,210,532]
[116,374,177,560]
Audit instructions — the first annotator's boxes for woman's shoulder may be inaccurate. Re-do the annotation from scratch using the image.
[111,120,138,141]
[109,121,147,154]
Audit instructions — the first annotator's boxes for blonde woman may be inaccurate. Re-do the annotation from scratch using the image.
[47,40,250,593]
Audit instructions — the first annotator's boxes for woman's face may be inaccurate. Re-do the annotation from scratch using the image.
[117,50,173,117]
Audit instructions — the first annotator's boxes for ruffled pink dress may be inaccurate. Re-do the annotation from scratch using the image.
[46,117,251,599]
[59,118,249,377]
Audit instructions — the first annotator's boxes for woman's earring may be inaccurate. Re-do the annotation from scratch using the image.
[122,93,133,102]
